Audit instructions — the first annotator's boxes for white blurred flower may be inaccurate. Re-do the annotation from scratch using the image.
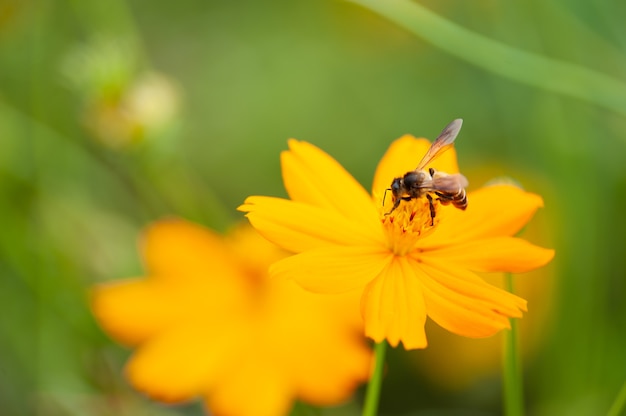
[62,37,181,148]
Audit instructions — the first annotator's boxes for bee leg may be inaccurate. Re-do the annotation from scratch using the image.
[426,194,436,226]
[385,198,402,216]
[385,197,413,215]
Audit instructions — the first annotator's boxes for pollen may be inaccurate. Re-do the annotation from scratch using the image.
[381,197,441,256]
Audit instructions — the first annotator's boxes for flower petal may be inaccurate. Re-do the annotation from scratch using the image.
[280,285,371,403]
[93,278,247,347]
[419,184,545,247]
[271,246,392,293]
[206,355,292,416]
[360,257,428,349]
[290,336,370,405]
[239,196,385,253]
[421,237,555,273]
[126,321,247,403]
[281,140,380,226]
[91,280,173,345]
[142,219,240,282]
[372,135,460,198]
[415,259,527,338]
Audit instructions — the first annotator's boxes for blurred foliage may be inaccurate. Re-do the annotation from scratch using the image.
[0,0,625,415]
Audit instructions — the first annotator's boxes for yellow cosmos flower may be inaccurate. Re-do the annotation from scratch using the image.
[91,220,371,416]
[239,135,555,350]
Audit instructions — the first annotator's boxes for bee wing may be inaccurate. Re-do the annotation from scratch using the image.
[431,173,468,192]
[415,119,463,171]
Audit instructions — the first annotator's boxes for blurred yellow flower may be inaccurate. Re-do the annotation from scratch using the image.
[239,135,555,350]
[92,220,371,416]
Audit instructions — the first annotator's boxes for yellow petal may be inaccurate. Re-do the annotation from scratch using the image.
[372,135,460,198]
[281,140,380,226]
[140,220,252,320]
[91,280,173,345]
[415,259,527,338]
[270,246,392,293]
[142,219,240,283]
[290,334,370,404]
[419,184,545,247]
[224,224,287,271]
[240,196,385,253]
[360,257,428,349]
[206,355,292,416]
[421,237,555,273]
[126,321,247,403]
[275,283,371,404]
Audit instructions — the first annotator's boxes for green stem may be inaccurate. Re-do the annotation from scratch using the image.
[503,274,524,416]
[607,380,626,416]
[348,0,626,118]
[362,341,387,416]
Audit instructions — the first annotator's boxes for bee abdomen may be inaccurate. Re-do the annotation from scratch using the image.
[451,188,467,210]
[437,188,467,210]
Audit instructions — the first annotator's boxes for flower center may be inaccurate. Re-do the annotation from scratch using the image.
[380,196,441,256]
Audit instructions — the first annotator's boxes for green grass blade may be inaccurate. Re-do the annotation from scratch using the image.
[349,0,626,118]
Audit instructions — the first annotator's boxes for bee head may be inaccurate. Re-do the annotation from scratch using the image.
[390,178,403,197]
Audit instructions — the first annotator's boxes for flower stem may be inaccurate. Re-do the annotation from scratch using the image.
[503,273,524,416]
[362,340,387,416]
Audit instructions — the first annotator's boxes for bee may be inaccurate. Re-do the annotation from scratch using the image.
[385,118,469,224]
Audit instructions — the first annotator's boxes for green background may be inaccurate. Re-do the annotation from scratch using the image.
[1,0,625,415]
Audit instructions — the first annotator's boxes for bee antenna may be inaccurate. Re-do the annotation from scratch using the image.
[383,188,391,206]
